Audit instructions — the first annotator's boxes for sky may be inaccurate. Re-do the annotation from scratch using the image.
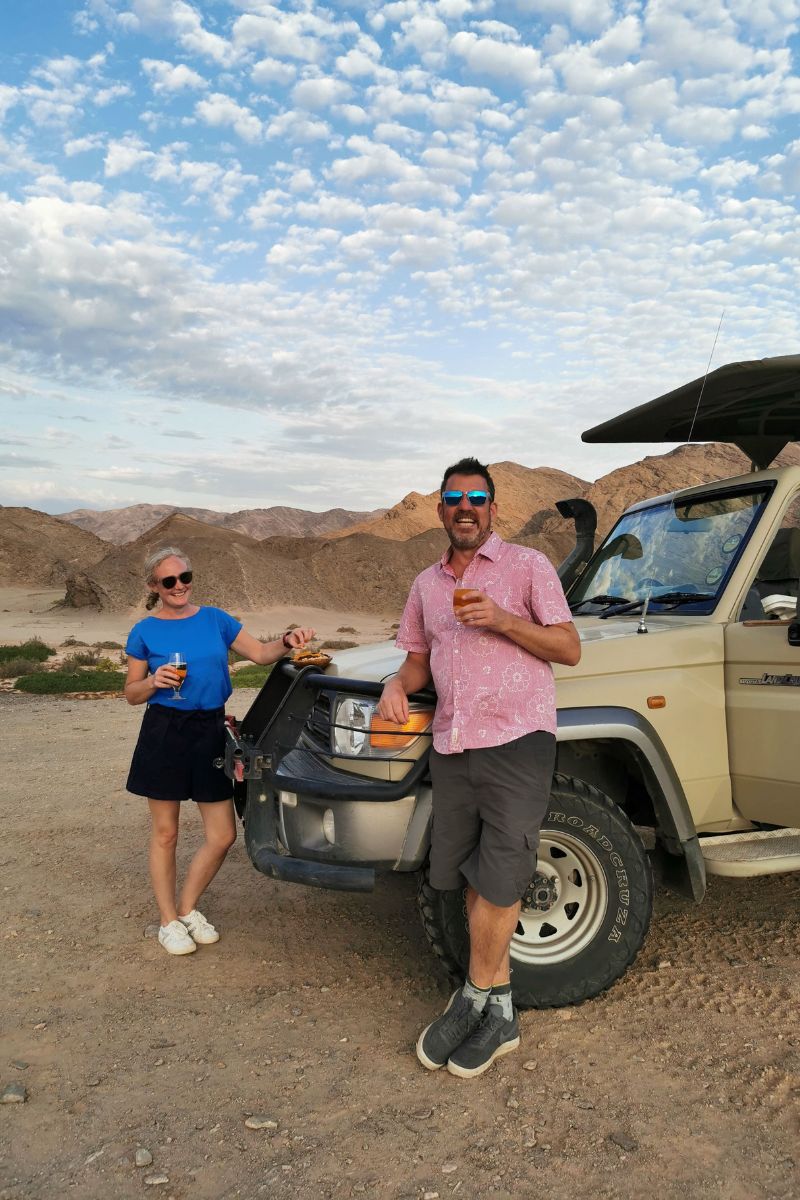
[1,0,800,515]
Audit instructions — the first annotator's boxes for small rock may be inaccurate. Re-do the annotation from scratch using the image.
[657,960,671,970]
[143,1172,169,1186]
[84,1148,105,1165]
[507,1098,519,1109]
[86,1078,101,1087]
[411,1108,434,1120]
[575,1100,595,1110]
[245,1115,278,1130]
[608,1131,638,1152]
[10,1061,29,1071]
[522,1060,537,1071]
[442,1163,457,1174]
[144,924,160,939]
[33,1022,47,1031]
[423,1193,439,1199]
[135,1148,153,1167]
[1,1082,27,1104]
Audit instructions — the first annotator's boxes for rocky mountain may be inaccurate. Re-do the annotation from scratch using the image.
[62,513,450,616]
[522,443,800,562]
[0,507,107,587]
[332,463,588,542]
[20,441,800,616]
[57,502,386,544]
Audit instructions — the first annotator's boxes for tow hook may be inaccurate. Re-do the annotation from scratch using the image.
[522,871,559,912]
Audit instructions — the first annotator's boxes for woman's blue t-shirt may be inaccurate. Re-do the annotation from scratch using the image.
[125,606,243,710]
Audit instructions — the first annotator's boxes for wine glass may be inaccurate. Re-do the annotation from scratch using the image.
[452,579,473,617]
[169,652,187,701]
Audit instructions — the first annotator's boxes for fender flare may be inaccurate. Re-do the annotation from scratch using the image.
[557,706,706,902]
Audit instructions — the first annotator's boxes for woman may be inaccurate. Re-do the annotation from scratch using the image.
[124,545,314,956]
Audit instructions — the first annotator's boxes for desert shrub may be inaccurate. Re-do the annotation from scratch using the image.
[53,650,101,671]
[0,639,55,664]
[94,640,123,650]
[15,671,125,694]
[231,664,273,689]
[95,657,117,671]
[321,639,358,650]
[0,658,39,679]
[62,636,88,647]
[337,626,357,634]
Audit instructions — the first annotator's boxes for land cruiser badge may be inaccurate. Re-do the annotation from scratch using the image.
[739,672,800,687]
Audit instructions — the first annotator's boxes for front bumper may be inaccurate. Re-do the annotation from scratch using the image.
[226,661,434,892]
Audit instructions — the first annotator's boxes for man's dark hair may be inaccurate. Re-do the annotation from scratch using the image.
[440,456,495,501]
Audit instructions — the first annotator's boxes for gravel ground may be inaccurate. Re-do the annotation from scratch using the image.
[1,691,798,1200]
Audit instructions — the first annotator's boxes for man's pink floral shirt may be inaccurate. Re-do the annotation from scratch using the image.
[396,532,573,754]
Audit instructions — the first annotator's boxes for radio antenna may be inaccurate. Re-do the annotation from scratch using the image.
[686,309,725,445]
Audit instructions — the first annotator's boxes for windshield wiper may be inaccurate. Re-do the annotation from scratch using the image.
[600,591,716,619]
[570,594,631,613]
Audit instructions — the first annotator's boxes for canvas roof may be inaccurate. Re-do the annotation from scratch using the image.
[582,355,800,469]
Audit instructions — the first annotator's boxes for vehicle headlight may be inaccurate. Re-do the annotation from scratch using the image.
[332,697,375,756]
[331,696,434,759]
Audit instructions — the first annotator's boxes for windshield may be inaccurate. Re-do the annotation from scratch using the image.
[569,483,773,616]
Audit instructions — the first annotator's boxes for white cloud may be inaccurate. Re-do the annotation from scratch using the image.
[450,32,551,87]
[265,110,331,141]
[251,57,297,87]
[0,86,20,123]
[104,134,154,176]
[142,58,207,92]
[94,82,134,106]
[292,76,353,110]
[195,92,263,142]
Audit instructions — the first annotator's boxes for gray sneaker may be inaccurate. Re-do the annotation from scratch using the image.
[416,990,485,1071]
[446,1006,520,1078]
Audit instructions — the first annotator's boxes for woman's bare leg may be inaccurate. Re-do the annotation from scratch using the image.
[148,799,181,926]
[177,800,236,916]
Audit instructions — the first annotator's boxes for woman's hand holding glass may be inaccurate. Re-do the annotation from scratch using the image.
[152,658,186,697]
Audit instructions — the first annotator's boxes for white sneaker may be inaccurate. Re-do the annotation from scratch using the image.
[158,920,197,955]
[178,909,219,945]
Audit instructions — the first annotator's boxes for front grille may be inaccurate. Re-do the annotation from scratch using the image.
[303,692,331,753]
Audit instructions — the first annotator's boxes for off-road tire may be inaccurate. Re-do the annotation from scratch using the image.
[417,773,653,1008]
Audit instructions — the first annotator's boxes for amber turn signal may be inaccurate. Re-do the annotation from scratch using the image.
[647,695,666,709]
[369,709,434,749]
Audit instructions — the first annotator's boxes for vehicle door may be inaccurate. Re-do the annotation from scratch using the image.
[724,506,800,826]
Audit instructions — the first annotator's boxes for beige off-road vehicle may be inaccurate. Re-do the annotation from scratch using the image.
[223,356,800,1007]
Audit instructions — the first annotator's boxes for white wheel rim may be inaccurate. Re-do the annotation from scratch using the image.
[511,830,608,966]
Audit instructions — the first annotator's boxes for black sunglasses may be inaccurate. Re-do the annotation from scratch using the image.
[442,490,490,507]
[156,570,193,589]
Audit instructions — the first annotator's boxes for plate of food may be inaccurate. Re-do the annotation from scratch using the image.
[290,646,332,669]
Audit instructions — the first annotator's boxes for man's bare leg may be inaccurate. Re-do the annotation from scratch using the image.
[466,885,520,988]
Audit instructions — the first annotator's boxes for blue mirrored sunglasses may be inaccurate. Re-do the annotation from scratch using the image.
[442,490,490,507]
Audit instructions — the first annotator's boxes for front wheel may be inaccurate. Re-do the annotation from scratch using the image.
[417,773,653,1008]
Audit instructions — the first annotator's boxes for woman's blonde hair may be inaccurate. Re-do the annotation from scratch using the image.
[144,546,192,611]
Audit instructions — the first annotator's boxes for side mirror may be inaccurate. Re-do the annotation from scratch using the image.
[789,596,800,646]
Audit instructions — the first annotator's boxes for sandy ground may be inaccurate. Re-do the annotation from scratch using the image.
[0,587,395,653]
[1,672,799,1200]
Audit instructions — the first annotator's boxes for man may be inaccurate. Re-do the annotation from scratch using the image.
[378,456,580,1078]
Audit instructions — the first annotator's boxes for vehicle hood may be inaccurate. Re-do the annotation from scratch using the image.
[554,613,723,683]
[326,640,406,683]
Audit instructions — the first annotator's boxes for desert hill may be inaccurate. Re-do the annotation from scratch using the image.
[522,443,800,561]
[63,513,328,613]
[58,502,386,544]
[27,441,800,616]
[0,507,107,587]
[334,463,588,541]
